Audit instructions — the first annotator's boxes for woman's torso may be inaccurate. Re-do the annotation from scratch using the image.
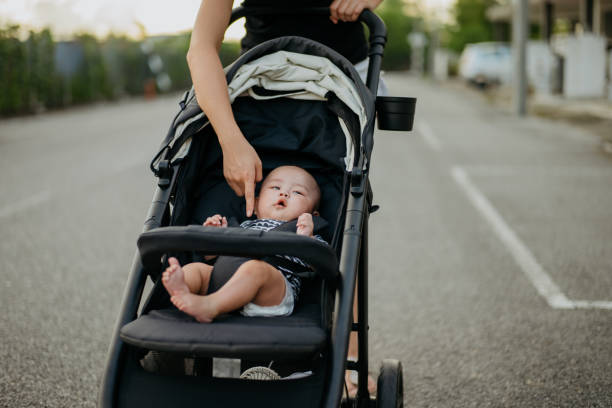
[239,0,368,64]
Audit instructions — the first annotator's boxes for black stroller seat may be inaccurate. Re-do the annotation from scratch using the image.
[121,220,338,360]
[120,303,326,360]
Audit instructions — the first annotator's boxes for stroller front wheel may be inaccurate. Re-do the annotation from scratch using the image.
[376,359,404,408]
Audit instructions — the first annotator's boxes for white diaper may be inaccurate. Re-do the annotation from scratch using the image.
[240,276,295,317]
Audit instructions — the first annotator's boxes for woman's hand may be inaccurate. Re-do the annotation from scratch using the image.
[296,213,314,237]
[329,0,383,23]
[220,133,263,217]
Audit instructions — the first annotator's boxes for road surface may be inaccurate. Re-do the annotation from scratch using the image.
[1,74,611,407]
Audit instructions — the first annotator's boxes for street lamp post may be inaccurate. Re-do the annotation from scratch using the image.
[512,0,528,116]
[408,32,428,76]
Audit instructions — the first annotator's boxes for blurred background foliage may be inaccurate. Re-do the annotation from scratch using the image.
[377,0,417,70]
[0,25,245,116]
[0,0,496,116]
[0,25,241,116]
[442,0,497,53]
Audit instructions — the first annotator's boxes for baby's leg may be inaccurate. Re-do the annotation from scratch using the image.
[171,260,285,323]
[162,257,213,297]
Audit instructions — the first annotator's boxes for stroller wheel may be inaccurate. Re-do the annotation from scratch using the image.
[240,366,281,380]
[376,359,403,408]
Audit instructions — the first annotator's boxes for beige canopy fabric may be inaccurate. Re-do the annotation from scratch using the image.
[172,51,366,170]
[228,50,367,132]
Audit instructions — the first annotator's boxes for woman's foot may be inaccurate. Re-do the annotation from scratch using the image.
[344,369,377,398]
[171,292,218,323]
[162,257,190,296]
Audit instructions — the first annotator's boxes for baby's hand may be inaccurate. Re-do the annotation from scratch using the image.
[296,213,314,237]
[204,214,228,228]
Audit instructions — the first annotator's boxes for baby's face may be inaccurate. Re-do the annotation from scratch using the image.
[255,166,320,222]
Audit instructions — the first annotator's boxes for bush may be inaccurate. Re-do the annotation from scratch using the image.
[0,26,28,114]
[103,35,150,96]
[443,0,496,53]
[376,0,417,71]
[70,34,113,104]
[0,25,242,116]
[219,41,241,67]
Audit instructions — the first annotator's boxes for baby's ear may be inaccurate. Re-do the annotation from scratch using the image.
[313,210,320,216]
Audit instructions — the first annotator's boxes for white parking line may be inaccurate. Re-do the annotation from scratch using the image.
[0,191,51,219]
[417,121,442,151]
[571,300,612,310]
[451,166,612,310]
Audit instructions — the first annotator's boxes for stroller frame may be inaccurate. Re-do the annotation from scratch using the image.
[99,7,412,408]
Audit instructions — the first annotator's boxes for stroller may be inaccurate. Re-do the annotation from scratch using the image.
[99,7,416,408]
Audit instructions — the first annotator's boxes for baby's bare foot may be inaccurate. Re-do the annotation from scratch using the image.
[170,293,217,323]
[162,257,190,297]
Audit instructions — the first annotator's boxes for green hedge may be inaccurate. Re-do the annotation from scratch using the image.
[0,26,63,114]
[0,27,242,117]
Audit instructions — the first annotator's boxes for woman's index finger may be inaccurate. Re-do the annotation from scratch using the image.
[244,177,255,217]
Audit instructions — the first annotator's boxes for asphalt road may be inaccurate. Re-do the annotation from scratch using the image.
[1,74,611,407]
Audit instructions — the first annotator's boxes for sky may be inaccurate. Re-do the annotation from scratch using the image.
[0,0,453,39]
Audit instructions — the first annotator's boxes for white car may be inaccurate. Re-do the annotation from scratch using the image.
[458,42,512,87]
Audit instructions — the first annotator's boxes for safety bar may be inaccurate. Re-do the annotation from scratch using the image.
[138,225,339,280]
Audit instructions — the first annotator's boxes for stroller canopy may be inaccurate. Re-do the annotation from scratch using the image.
[154,36,376,175]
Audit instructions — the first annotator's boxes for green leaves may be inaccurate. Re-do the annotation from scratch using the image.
[376,0,418,70]
[443,0,496,53]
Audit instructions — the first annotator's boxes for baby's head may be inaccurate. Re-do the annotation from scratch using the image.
[255,166,321,221]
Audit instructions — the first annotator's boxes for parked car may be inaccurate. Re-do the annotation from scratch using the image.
[458,42,512,87]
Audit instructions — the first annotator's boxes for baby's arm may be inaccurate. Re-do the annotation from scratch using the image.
[296,213,314,237]
[203,214,227,260]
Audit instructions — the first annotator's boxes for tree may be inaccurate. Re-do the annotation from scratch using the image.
[443,0,497,53]
[70,34,112,103]
[376,0,418,70]
[26,28,60,110]
[0,25,28,115]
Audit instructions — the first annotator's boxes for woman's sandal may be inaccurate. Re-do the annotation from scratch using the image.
[344,368,377,398]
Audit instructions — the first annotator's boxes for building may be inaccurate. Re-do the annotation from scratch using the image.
[487,0,612,99]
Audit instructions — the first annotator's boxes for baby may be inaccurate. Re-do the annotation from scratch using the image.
[162,165,325,323]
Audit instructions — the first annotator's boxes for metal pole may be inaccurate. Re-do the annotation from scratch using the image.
[585,0,594,32]
[512,0,528,116]
[544,1,554,42]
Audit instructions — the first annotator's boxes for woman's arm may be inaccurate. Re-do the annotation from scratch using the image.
[188,0,263,217]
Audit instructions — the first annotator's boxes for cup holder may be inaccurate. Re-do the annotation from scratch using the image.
[375,96,417,131]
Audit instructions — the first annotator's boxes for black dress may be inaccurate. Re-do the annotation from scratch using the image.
[240,0,368,64]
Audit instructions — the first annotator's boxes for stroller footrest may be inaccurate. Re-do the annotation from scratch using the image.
[120,305,327,360]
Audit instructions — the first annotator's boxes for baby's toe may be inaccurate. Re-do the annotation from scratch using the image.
[170,296,180,308]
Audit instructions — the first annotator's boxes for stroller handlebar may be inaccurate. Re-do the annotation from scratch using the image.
[230,7,385,31]
[138,225,339,281]
[228,6,387,102]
